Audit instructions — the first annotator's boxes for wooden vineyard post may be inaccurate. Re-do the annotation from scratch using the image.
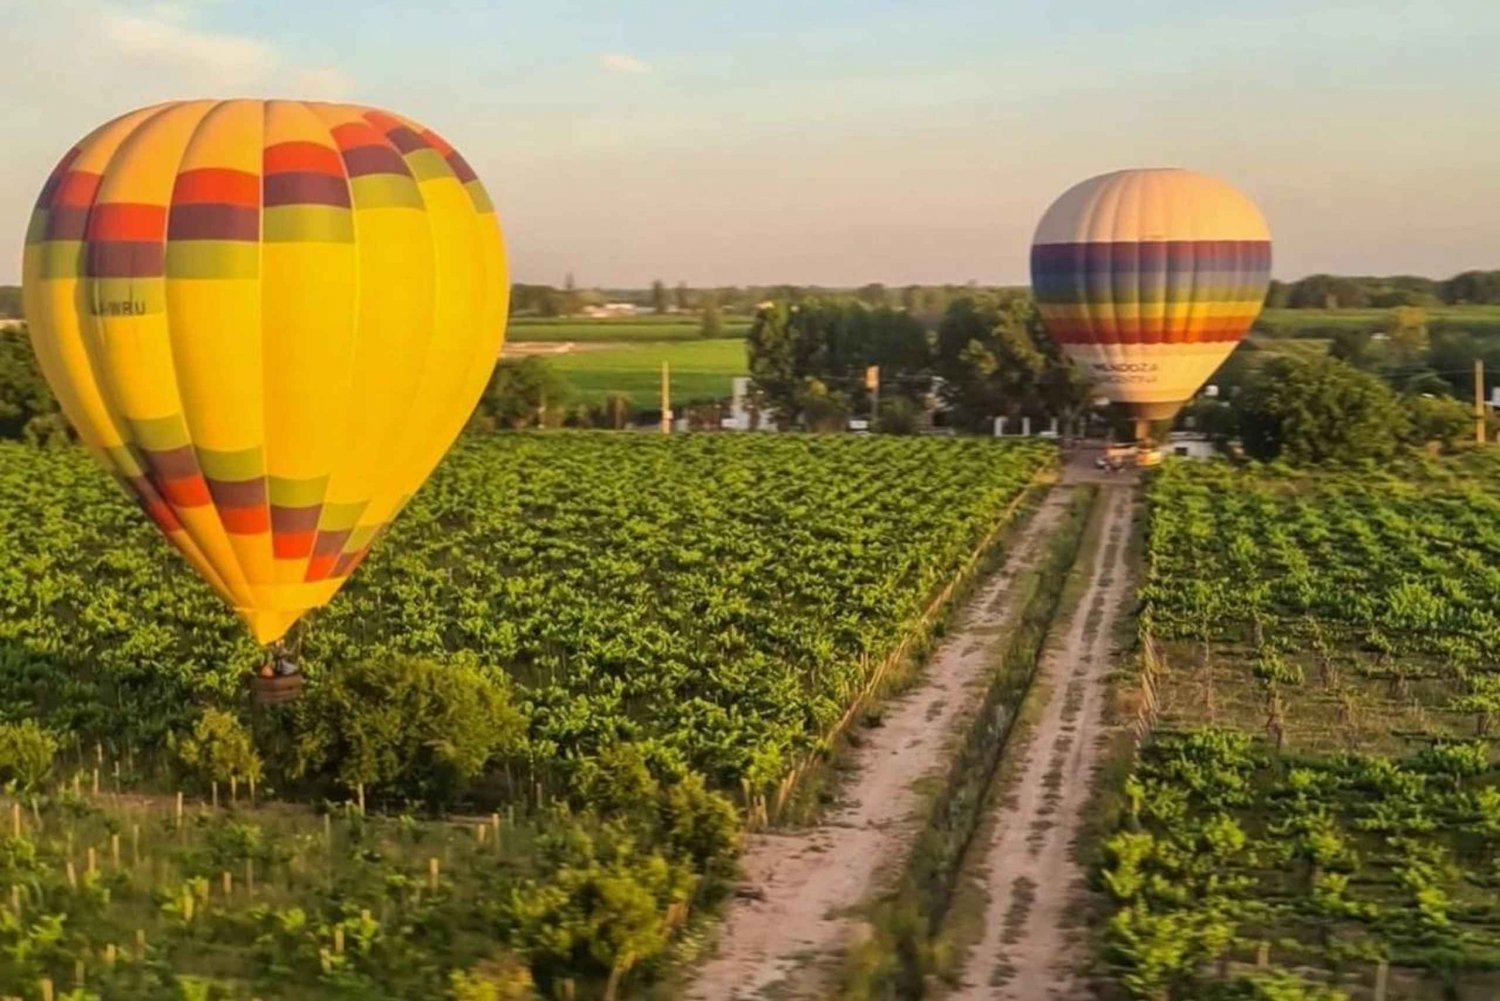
[1256,941,1269,967]
[660,362,672,434]
[246,858,255,895]
[491,812,502,851]
[1476,358,1487,446]
[428,856,440,891]
[10,802,18,838]
[110,833,120,869]
[175,791,184,828]
[1374,959,1389,1001]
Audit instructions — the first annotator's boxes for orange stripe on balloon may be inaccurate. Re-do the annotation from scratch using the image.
[87,203,167,241]
[273,532,315,560]
[173,168,260,206]
[53,172,103,207]
[159,474,213,508]
[263,141,345,177]
[330,122,386,151]
[219,505,271,535]
[304,553,338,582]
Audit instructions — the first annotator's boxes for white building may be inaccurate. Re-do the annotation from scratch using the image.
[720,377,778,431]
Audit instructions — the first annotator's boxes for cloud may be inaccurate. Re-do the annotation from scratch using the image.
[295,67,357,100]
[599,52,652,75]
[100,10,279,87]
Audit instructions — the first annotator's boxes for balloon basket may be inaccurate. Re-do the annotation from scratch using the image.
[250,672,303,706]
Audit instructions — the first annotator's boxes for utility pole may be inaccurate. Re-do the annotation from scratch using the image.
[1477,358,1487,446]
[660,361,672,434]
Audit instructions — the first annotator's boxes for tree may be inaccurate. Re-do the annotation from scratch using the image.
[674,281,691,311]
[600,392,633,430]
[1385,306,1429,365]
[1233,354,1411,464]
[0,286,21,319]
[0,325,64,441]
[290,657,525,807]
[699,297,724,338]
[1328,328,1375,368]
[0,720,58,808]
[650,280,668,315]
[1403,393,1471,450]
[479,357,574,429]
[933,294,1088,432]
[176,708,262,795]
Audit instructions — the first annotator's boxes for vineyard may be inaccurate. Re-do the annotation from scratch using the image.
[0,432,1053,999]
[1102,453,1500,1001]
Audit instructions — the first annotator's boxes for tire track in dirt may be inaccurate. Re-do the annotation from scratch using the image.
[949,482,1136,1001]
[686,487,1076,1001]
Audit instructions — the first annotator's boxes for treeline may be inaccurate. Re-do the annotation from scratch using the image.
[509,279,1023,320]
[1266,269,1500,309]
[746,293,1089,433]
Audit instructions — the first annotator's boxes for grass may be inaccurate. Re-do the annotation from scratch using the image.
[1257,305,1500,338]
[512,338,750,404]
[507,317,750,343]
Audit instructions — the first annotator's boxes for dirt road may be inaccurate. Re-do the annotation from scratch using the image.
[948,479,1137,1000]
[685,487,1075,1001]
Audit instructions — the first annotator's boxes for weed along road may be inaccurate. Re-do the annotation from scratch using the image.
[950,458,1139,1000]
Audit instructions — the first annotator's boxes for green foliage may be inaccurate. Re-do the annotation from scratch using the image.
[176,708,262,788]
[1403,393,1473,450]
[746,299,931,426]
[932,293,1090,432]
[699,296,724,338]
[0,719,58,796]
[290,657,524,805]
[1233,354,1411,464]
[0,324,66,442]
[476,356,573,429]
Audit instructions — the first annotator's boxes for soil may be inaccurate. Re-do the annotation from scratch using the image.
[947,471,1138,1001]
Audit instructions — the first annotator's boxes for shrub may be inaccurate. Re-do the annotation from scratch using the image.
[176,708,262,791]
[0,720,58,799]
[289,657,524,807]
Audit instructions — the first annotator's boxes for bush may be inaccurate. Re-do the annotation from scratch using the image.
[289,657,525,807]
[1403,394,1473,450]
[0,720,58,798]
[176,707,262,791]
[1233,355,1410,464]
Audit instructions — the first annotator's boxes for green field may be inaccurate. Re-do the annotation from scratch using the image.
[1101,453,1500,999]
[0,433,1053,999]
[507,316,751,343]
[519,338,750,404]
[1258,305,1500,338]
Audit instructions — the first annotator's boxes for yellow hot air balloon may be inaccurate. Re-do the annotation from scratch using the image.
[1030,168,1271,441]
[22,100,507,647]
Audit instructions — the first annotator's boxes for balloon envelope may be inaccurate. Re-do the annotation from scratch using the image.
[22,100,508,644]
[1030,168,1270,422]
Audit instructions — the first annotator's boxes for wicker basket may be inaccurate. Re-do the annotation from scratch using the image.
[250,671,303,706]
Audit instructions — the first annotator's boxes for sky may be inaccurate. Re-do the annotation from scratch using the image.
[2,0,1498,287]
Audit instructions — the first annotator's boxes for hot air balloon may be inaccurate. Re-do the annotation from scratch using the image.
[22,100,507,679]
[1030,168,1271,448]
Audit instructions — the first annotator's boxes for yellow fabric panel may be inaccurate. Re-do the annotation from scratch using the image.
[21,105,165,457]
[88,101,256,608]
[304,103,435,522]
